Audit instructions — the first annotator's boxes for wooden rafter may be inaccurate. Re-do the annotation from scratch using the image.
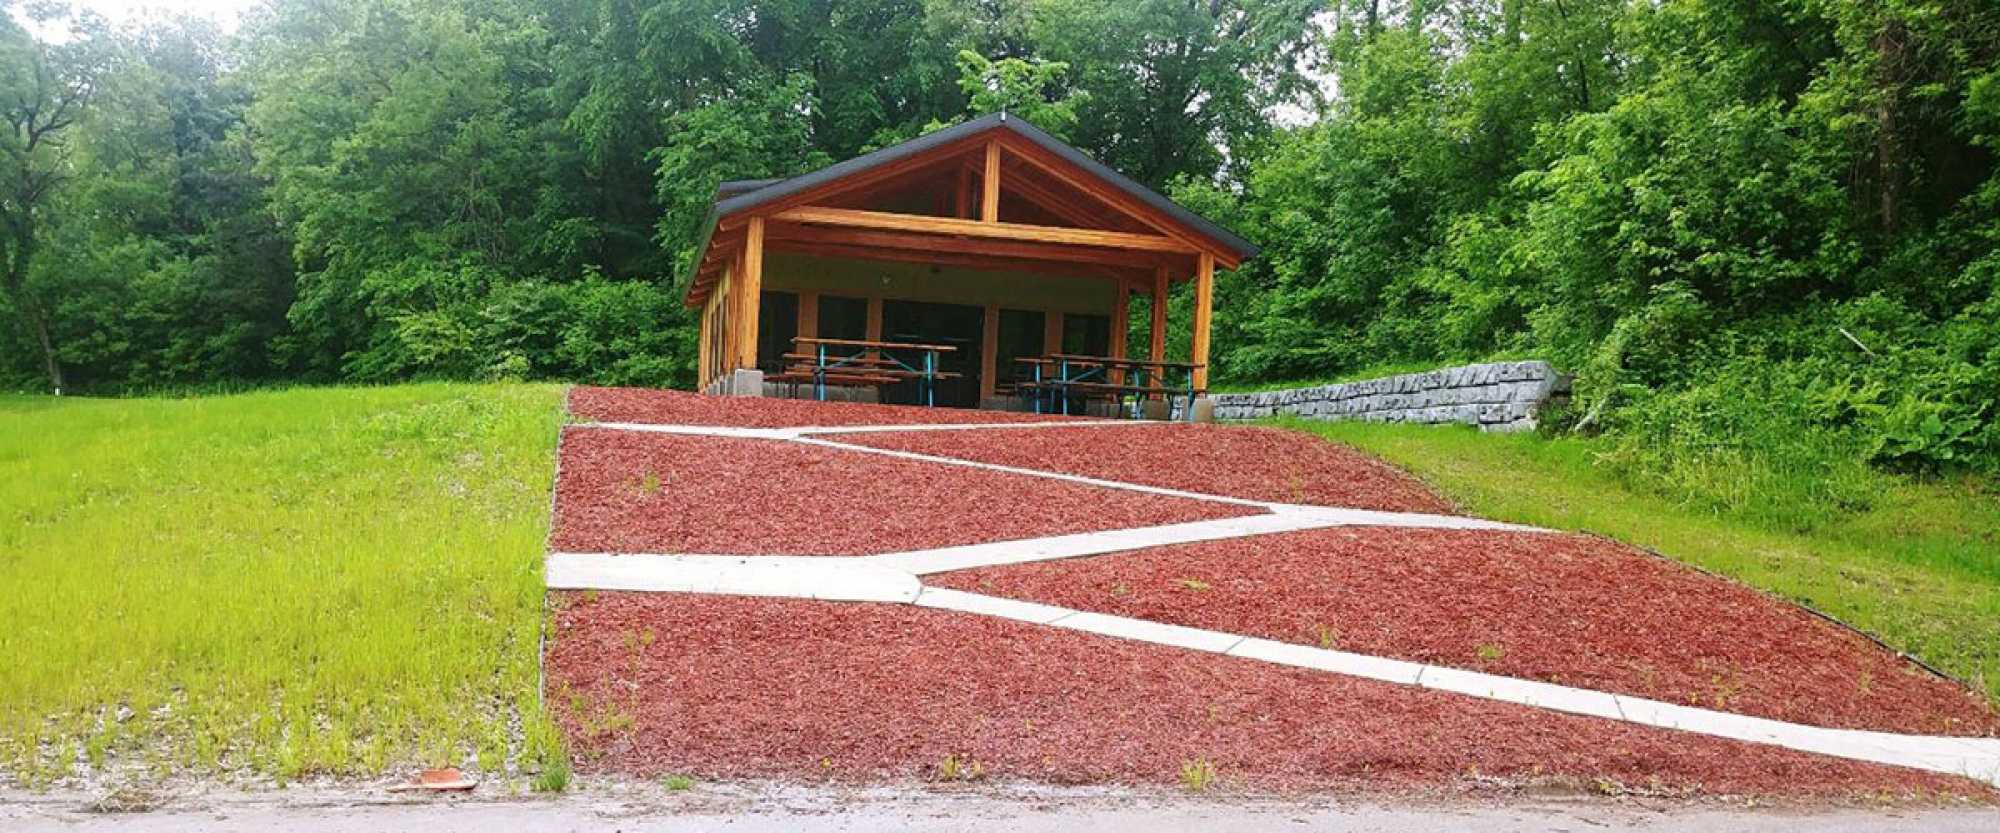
[773,206,1194,254]
[981,141,1001,222]
[767,220,1180,270]
[996,134,1240,270]
[765,237,1148,283]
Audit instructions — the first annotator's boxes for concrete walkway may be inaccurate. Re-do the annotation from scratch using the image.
[552,420,2000,789]
[8,782,1996,833]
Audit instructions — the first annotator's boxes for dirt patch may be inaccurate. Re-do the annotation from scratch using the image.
[832,422,1454,513]
[568,385,1078,428]
[928,528,2000,737]
[549,428,1254,555]
[544,591,1991,797]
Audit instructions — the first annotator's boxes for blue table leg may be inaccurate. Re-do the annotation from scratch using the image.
[815,344,827,401]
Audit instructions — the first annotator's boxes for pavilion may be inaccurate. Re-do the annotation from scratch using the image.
[683,112,1257,416]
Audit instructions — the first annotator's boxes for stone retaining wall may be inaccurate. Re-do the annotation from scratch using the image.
[1211,361,1568,432]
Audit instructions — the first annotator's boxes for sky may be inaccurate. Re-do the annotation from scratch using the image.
[70,0,261,29]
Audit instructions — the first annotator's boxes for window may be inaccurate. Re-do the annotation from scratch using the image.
[1062,313,1110,356]
[996,309,1045,385]
[817,295,868,341]
[756,291,798,372]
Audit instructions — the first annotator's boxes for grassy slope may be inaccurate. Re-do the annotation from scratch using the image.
[1286,419,2000,706]
[0,384,564,784]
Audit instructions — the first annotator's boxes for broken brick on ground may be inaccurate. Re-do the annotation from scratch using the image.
[569,385,1081,429]
[550,427,1254,556]
[545,591,1990,798]
[928,527,2000,738]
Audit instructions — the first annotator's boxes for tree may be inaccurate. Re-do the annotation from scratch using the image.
[0,3,114,393]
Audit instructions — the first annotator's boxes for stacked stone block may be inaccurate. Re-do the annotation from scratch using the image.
[1210,361,1568,432]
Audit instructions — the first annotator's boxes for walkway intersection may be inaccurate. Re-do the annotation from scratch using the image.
[546,418,2000,789]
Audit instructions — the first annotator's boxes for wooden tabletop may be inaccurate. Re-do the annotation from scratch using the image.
[793,336,958,352]
[1014,354,1205,370]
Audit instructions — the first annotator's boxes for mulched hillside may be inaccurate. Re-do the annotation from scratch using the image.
[546,591,1990,798]
[929,527,2000,737]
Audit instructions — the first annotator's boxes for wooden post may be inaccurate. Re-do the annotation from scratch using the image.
[735,217,765,370]
[1043,310,1064,355]
[797,289,819,345]
[865,296,883,342]
[980,304,1000,402]
[981,141,1001,223]
[1149,265,1168,365]
[1109,282,1128,384]
[721,253,740,373]
[1191,252,1213,391]
[698,293,713,389]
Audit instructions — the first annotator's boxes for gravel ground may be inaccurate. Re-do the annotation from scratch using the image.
[549,428,1252,555]
[543,592,1990,798]
[7,781,1998,832]
[833,422,1455,513]
[929,527,2000,737]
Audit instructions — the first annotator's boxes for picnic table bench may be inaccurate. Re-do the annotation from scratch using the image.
[1013,353,1204,420]
[771,337,959,405]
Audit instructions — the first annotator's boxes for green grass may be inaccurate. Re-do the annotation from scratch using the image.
[0,383,566,784]
[1285,418,2000,705]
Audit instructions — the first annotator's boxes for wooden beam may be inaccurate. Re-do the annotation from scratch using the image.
[1150,265,1168,364]
[698,291,713,389]
[1109,283,1129,385]
[741,134,992,221]
[797,290,819,343]
[996,134,1241,270]
[774,206,1194,254]
[981,305,1000,401]
[736,217,765,369]
[765,239,1147,283]
[767,219,1177,270]
[981,141,1001,222]
[1192,252,1213,391]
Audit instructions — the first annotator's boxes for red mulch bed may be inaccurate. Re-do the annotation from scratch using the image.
[834,423,1455,513]
[545,591,1990,797]
[549,427,1253,555]
[569,385,1079,428]
[929,528,2000,738]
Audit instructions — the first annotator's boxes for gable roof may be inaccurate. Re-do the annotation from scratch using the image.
[682,112,1258,305]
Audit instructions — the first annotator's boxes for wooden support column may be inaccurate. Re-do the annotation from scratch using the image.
[1192,252,1214,391]
[698,294,713,389]
[797,290,819,343]
[1109,282,1129,384]
[980,305,1000,401]
[735,217,765,370]
[1149,265,1168,364]
[865,296,883,342]
[1043,310,1064,355]
[724,253,743,373]
[981,141,1001,223]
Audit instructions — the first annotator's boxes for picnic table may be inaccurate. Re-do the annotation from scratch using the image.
[772,336,959,405]
[1012,353,1204,421]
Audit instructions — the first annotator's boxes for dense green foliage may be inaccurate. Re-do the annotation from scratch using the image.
[0,0,1315,394]
[1,1,1996,492]
[1181,0,2000,487]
